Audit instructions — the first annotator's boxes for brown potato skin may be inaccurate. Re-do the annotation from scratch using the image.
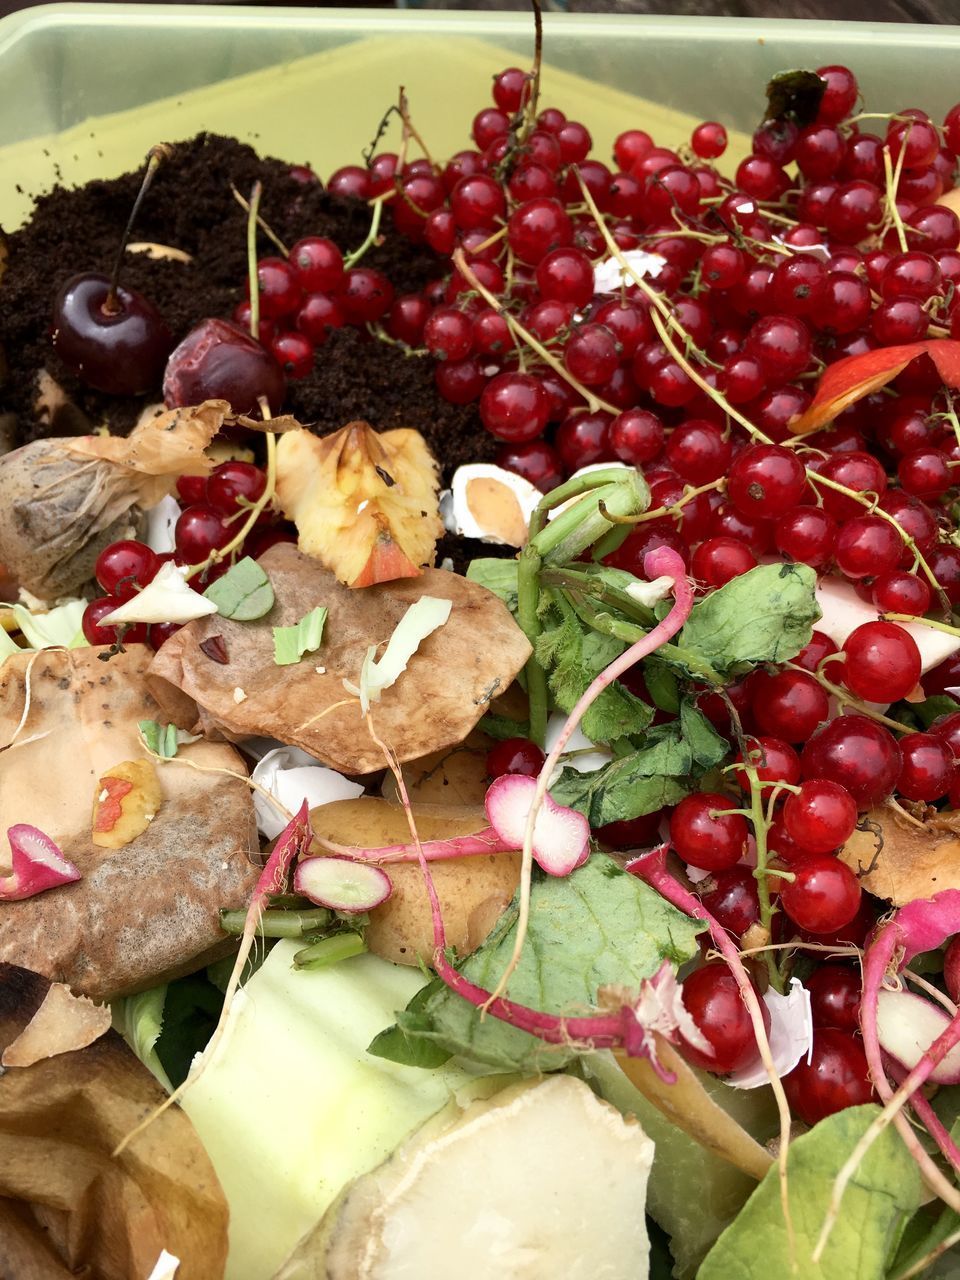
[309,797,520,966]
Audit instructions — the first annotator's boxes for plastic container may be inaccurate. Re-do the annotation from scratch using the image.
[2,5,960,228]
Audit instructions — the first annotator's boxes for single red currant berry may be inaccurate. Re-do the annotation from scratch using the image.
[206,462,267,517]
[691,537,757,588]
[609,409,665,466]
[174,504,231,564]
[423,307,474,362]
[535,247,595,308]
[780,857,862,934]
[554,411,613,472]
[841,621,922,703]
[806,964,862,1030]
[697,868,761,938]
[270,331,314,379]
[834,515,903,580]
[479,372,550,442]
[289,237,344,294]
[563,324,620,387]
[801,714,902,809]
[896,731,955,802]
[749,670,830,743]
[783,1028,873,1124]
[95,540,160,601]
[691,121,728,159]
[774,506,838,568]
[82,596,124,645]
[296,293,346,346]
[872,570,931,616]
[816,65,859,124]
[783,779,858,853]
[486,737,545,779]
[250,257,301,319]
[679,963,768,1074]
[670,792,747,872]
[496,440,563,494]
[727,444,807,520]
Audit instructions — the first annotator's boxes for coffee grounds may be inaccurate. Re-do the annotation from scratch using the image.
[0,134,495,479]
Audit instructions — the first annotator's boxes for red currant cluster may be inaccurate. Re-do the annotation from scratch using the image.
[81,459,295,649]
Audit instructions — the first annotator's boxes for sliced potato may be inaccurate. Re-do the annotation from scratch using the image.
[310,797,520,965]
[278,1076,655,1280]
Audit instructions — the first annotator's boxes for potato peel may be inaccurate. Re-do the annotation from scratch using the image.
[1,981,111,1068]
[839,806,960,905]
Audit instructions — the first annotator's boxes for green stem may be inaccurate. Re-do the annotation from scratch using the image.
[294,932,367,969]
[517,540,548,747]
[540,566,657,627]
[344,195,386,268]
[743,760,783,993]
[219,906,332,937]
[534,476,649,565]
[882,612,960,638]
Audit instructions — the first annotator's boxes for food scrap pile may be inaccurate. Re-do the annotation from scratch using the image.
[2,27,960,1280]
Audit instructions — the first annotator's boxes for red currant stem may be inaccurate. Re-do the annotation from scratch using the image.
[847,110,913,126]
[783,659,911,734]
[488,552,692,1010]
[809,473,950,614]
[230,184,289,257]
[942,390,960,450]
[184,429,278,577]
[246,180,263,341]
[396,86,438,173]
[343,194,387,269]
[882,141,910,254]
[515,0,544,147]
[105,143,172,313]
[882,611,960,636]
[742,760,783,994]
[468,225,508,255]
[574,171,694,348]
[451,248,619,415]
[762,867,796,882]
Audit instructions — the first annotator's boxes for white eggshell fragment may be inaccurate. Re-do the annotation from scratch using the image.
[440,464,541,546]
[252,746,364,840]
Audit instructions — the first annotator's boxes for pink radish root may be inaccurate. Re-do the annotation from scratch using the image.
[487,546,693,1003]
[485,774,590,876]
[0,825,80,900]
[313,826,516,863]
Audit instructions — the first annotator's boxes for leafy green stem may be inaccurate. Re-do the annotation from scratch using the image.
[219,906,332,937]
[294,931,367,969]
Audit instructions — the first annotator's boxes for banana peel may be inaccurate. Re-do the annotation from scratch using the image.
[275,423,443,589]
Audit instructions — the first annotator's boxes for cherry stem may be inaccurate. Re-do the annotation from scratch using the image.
[230,184,289,257]
[246,180,263,341]
[451,247,619,415]
[105,143,172,313]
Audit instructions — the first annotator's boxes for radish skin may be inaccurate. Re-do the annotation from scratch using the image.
[814,889,960,1258]
[295,856,392,913]
[945,936,960,1005]
[0,824,80,900]
[312,826,515,864]
[484,774,590,876]
[876,987,960,1084]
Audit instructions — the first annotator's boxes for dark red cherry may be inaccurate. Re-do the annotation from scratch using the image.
[163,318,285,417]
[52,272,172,395]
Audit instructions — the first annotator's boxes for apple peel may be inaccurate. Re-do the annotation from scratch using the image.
[790,338,960,434]
[0,824,80,902]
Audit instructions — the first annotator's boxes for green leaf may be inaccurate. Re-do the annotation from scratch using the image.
[203,557,275,620]
[479,711,532,741]
[138,719,200,758]
[699,1105,923,1280]
[903,693,959,730]
[678,562,820,679]
[369,854,703,1073]
[153,973,224,1088]
[273,605,328,666]
[111,984,172,1091]
[466,558,519,614]
[550,700,727,826]
[535,615,653,744]
[367,981,454,1068]
[641,659,680,714]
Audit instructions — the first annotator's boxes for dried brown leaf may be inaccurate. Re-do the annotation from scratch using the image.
[148,543,532,775]
[1,981,111,1067]
[0,965,228,1280]
[839,806,960,905]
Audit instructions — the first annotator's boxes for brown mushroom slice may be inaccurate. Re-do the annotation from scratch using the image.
[148,543,532,776]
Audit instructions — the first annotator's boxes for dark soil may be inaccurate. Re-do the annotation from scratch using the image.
[0,134,495,479]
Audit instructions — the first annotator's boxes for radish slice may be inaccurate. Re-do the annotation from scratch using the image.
[294,856,393,913]
[484,774,590,877]
[876,987,960,1085]
[0,824,81,901]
